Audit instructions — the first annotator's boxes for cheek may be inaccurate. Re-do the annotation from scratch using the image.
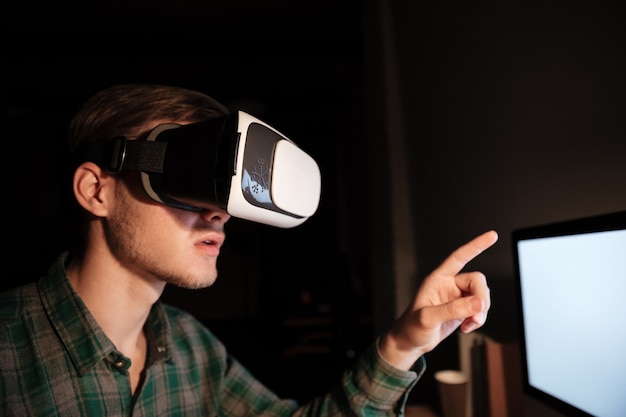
[141,206,184,231]
[113,182,198,236]
[137,204,198,237]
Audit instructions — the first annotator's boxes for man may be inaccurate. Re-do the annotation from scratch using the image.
[0,84,498,416]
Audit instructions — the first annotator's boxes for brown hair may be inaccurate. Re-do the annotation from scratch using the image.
[68,83,230,152]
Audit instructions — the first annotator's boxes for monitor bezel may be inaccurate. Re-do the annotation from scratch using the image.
[511,209,626,417]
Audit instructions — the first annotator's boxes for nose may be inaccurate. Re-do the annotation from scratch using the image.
[200,207,231,224]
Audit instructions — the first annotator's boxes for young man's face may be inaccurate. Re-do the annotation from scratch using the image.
[101,119,231,290]
[103,172,231,290]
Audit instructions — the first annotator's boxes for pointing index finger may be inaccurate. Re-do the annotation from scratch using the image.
[437,230,498,276]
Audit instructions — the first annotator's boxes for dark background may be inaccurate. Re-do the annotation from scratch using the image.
[3,0,626,411]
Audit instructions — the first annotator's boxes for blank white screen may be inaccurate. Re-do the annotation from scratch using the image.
[518,229,626,417]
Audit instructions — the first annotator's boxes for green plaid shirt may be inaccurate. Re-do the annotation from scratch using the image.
[0,253,424,416]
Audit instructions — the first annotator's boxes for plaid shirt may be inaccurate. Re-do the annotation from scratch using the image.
[0,253,425,416]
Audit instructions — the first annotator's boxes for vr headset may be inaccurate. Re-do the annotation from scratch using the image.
[96,111,321,228]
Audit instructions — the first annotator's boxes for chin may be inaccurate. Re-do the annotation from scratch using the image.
[166,273,218,290]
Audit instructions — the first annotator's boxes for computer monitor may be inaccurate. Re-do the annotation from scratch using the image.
[512,210,626,417]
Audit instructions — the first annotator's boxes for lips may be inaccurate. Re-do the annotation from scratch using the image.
[194,234,224,257]
[196,233,225,248]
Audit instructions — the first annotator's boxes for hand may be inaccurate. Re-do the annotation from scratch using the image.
[379,230,498,370]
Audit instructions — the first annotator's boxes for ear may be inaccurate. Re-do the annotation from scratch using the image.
[73,162,115,217]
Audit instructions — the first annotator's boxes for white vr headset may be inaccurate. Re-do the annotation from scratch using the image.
[98,111,321,228]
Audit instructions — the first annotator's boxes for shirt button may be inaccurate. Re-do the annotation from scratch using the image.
[114,359,126,368]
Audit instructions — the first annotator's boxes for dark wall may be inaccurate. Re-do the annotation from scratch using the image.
[391,0,626,277]
[385,0,626,408]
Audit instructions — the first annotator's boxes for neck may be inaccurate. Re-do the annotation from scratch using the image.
[66,244,165,355]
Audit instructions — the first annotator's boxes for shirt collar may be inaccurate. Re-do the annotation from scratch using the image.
[144,299,173,365]
[38,252,173,375]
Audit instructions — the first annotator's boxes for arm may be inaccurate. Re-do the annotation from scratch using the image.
[295,230,499,416]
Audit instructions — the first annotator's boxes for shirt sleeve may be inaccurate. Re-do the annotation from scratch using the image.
[218,337,425,417]
[290,337,425,416]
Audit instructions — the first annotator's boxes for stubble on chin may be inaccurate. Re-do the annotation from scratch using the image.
[163,269,219,290]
